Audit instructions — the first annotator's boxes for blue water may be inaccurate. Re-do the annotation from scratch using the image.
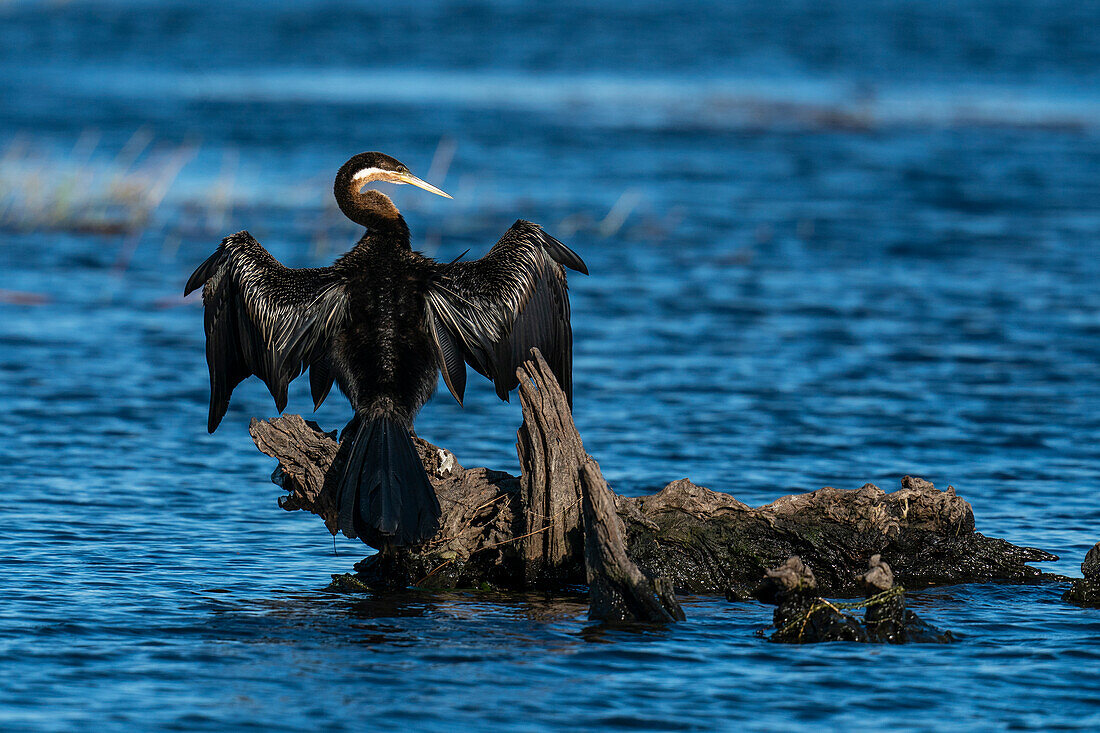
[2,0,1100,730]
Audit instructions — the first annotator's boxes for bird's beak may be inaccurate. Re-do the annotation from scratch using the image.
[393,172,453,199]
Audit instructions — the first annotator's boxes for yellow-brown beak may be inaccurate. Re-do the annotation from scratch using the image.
[391,171,452,199]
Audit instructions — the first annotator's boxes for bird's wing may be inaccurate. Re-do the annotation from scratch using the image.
[184,231,349,432]
[425,220,587,407]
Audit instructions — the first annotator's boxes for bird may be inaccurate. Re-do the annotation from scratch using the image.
[185,151,587,546]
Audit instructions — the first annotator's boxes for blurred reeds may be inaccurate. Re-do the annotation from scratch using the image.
[0,131,683,262]
[0,129,199,235]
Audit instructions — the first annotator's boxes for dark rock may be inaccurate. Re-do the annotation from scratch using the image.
[1063,542,1100,608]
[1083,543,1100,581]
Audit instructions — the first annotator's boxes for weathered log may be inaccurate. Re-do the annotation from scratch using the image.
[249,350,1059,595]
[580,458,684,623]
[251,414,523,589]
[621,475,1059,595]
[1062,542,1100,607]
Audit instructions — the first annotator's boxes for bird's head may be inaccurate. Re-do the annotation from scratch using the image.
[334,152,451,229]
[338,151,452,197]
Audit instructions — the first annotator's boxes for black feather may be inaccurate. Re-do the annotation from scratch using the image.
[336,416,441,545]
[185,230,349,431]
[309,357,335,411]
[427,307,468,406]
[425,220,585,406]
[184,249,224,296]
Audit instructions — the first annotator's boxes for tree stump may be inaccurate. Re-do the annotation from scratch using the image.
[249,350,1060,598]
[515,353,586,585]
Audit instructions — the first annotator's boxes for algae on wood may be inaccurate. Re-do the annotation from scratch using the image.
[756,555,952,644]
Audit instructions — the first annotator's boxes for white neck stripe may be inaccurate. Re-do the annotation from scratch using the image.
[352,167,392,182]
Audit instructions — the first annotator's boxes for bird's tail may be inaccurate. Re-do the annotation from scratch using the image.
[335,415,441,545]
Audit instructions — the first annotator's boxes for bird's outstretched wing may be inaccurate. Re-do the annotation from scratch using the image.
[426,220,587,407]
[184,231,349,432]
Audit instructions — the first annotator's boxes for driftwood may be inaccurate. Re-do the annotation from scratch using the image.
[580,459,684,622]
[249,350,1058,599]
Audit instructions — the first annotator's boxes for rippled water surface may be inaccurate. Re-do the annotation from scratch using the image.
[2,1,1100,730]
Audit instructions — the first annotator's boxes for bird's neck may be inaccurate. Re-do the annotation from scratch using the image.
[355,226,412,258]
[339,188,411,243]
[360,217,411,249]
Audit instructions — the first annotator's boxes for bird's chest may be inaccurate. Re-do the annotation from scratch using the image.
[340,265,434,375]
